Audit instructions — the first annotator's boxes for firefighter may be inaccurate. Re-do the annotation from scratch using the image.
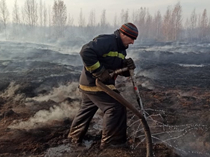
[68,23,138,149]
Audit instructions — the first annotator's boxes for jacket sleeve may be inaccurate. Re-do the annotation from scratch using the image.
[79,39,107,76]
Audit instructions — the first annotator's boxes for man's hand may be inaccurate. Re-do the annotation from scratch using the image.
[93,67,111,82]
[124,58,136,70]
[97,69,111,82]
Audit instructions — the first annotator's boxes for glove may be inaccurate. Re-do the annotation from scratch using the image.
[98,69,111,82]
[124,58,136,70]
[93,67,111,82]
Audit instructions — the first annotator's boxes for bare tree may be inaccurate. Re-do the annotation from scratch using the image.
[100,9,107,28]
[13,0,20,25]
[188,9,198,41]
[52,0,67,37]
[120,9,129,23]
[85,10,97,38]
[145,11,153,39]
[153,10,162,40]
[162,7,172,41]
[171,2,182,41]
[78,8,85,27]
[24,0,38,26]
[48,6,51,27]
[135,8,147,40]
[190,9,197,30]
[39,0,43,26]
[139,8,147,26]
[0,0,9,30]
[184,17,190,40]
[21,6,26,25]
[124,10,129,23]
[67,13,74,26]
[12,0,21,38]
[43,3,47,27]
[113,13,118,28]
[88,9,96,27]
[52,0,67,26]
[199,9,208,40]
[132,10,137,24]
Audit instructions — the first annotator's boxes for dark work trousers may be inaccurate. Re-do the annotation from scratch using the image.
[68,91,127,146]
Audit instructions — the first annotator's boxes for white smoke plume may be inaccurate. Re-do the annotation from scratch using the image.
[0,82,19,97]
[9,102,79,130]
[0,82,24,101]
[9,82,81,130]
[30,82,81,103]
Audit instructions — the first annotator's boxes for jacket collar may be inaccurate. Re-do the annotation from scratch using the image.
[114,30,128,50]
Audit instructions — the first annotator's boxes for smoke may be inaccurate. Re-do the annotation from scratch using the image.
[9,102,79,130]
[0,82,24,101]
[9,82,81,130]
[141,80,154,90]
[31,82,81,103]
[0,82,19,97]
[178,64,205,67]
[0,41,83,68]
[1,29,210,156]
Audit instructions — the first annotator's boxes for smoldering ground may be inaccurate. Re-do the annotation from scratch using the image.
[0,41,210,157]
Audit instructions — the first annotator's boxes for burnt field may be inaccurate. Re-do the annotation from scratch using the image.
[0,41,210,157]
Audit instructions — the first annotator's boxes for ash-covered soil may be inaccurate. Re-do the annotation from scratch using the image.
[0,41,210,157]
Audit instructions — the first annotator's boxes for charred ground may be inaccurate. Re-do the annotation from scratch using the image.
[0,41,210,157]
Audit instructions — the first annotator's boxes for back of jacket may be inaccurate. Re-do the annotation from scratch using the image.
[79,30,127,88]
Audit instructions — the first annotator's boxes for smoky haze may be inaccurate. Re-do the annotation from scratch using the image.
[0,0,210,47]
[0,1,210,157]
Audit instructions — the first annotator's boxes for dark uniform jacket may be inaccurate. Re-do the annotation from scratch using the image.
[79,30,129,92]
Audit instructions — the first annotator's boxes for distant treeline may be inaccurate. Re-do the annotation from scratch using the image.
[0,0,209,43]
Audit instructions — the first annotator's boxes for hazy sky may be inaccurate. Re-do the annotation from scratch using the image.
[7,0,210,25]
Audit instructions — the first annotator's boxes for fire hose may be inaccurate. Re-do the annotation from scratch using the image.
[95,68,153,157]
